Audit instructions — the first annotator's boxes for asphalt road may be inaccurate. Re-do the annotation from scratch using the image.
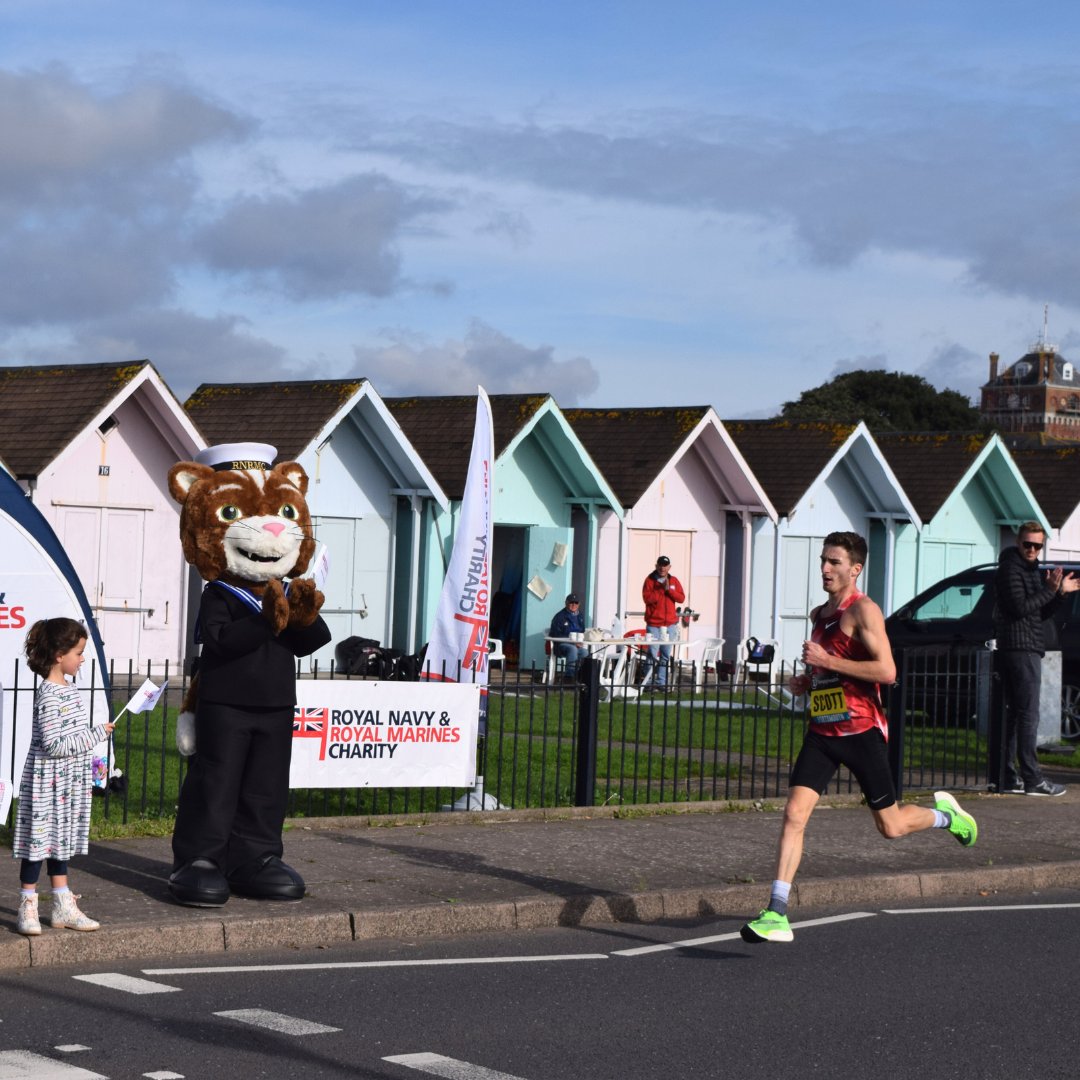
[2,891,1079,1079]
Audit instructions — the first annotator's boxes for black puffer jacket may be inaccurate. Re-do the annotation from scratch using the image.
[993,545,1062,654]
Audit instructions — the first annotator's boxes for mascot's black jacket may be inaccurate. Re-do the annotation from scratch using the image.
[172,582,330,875]
[197,584,331,705]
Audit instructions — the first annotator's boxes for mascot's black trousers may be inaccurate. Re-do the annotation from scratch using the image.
[173,701,292,875]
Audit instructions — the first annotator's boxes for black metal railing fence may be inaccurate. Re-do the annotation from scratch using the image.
[1,646,999,832]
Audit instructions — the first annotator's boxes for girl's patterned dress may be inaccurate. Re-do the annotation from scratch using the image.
[12,682,110,862]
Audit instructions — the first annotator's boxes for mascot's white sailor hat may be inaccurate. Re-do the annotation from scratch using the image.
[195,443,277,472]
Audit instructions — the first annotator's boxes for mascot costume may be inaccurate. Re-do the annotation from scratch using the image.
[167,443,331,907]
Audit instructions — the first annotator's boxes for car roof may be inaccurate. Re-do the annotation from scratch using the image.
[889,559,1080,617]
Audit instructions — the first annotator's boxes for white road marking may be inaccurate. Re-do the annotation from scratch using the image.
[143,1072,184,1079]
[52,1049,89,1054]
[147,953,607,976]
[0,1050,108,1078]
[213,1009,340,1035]
[73,974,180,995]
[384,1052,528,1079]
[612,911,877,956]
[612,930,744,956]
[884,902,1080,914]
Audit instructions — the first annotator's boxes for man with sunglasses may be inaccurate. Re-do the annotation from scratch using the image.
[993,522,1079,796]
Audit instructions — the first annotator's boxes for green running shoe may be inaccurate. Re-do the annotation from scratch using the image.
[740,908,793,943]
[934,790,977,847]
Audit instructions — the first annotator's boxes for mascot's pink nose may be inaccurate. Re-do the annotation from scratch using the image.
[262,522,286,537]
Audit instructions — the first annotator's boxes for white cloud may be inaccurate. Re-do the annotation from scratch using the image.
[0,65,247,193]
[914,342,986,403]
[195,174,453,300]
[829,353,888,379]
[343,101,1080,311]
[351,319,600,403]
[1,308,299,400]
[0,65,248,324]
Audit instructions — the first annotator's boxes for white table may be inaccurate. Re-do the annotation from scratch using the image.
[545,635,699,692]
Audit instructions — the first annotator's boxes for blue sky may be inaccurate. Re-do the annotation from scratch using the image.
[1,1,1078,415]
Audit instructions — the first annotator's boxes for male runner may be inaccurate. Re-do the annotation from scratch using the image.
[741,531,977,944]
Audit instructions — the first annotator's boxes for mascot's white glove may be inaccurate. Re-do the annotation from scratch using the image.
[176,711,196,757]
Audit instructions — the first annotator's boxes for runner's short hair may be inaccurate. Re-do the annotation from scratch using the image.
[1017,520,1044,537]
[822,531,867,566]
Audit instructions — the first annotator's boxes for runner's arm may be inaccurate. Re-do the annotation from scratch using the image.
[803,597,896,685]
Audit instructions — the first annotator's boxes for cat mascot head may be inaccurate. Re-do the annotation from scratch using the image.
[167,442,316,589]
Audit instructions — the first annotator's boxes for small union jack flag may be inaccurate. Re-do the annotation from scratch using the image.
[293,707,327,734]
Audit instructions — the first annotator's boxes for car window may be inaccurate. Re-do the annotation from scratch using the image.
[907,581,989,621]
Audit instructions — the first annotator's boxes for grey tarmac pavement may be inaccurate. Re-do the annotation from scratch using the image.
[2,789,1080,968]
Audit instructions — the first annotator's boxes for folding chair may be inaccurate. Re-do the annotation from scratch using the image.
[544,639,567,684]
[695,637,725,690]
[739,636,778,685]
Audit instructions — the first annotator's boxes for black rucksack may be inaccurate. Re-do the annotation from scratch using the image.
[334,636,382,676]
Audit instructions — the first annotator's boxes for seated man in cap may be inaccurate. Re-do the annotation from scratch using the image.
[549,594,588,682]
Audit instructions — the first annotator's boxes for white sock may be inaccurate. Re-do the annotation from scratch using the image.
[768,879,792,914]
[52,885,70,896]
[932,809,951,829]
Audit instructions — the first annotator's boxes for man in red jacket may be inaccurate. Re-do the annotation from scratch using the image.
[641,555,685,689]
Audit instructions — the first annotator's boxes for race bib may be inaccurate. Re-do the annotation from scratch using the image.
[809,674,850,725]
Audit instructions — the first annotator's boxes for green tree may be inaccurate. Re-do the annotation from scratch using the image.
[779,370,987,432]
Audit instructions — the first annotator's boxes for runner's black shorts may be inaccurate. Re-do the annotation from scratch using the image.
[789,727,896,809]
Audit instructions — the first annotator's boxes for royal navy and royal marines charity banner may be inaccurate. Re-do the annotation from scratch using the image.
[290,679,479,788]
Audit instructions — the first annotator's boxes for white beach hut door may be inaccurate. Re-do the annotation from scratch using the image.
[311,515,391,669]
[58,505,145,668]
[312,516,357,669]
[626,530,693,631]
[778,534,822,664]
[100,509,145,666]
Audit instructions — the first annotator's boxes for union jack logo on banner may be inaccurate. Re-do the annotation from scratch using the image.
[294,708,326,733]
[292,706,329,759]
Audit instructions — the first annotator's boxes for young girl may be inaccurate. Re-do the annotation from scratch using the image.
[13,618,114,935]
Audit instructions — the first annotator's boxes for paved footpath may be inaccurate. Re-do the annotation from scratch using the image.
[3,790,1080,969]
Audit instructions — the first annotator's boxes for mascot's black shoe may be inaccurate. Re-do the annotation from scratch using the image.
[228,855,306,901]
[169,858,230,908]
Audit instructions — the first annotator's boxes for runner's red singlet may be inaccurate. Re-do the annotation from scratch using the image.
[807,590,888,740]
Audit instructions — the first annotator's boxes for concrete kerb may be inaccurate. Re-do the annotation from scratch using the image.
[28,920,227,968]
[3,859,1079,970]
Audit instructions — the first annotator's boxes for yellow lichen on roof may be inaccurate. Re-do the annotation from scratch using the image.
[514,395,549,424]
[111,364,145,384]
[674,408,705,435]
[185,385,252,408]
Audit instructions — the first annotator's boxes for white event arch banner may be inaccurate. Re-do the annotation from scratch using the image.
[290,679,480,789]
[0,470,111,789]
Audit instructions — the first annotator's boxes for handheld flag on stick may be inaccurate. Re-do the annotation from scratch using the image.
[114,678,165,721]
[307,542,330,591]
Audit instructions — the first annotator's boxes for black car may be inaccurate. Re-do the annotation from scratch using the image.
[886,563,1080,737]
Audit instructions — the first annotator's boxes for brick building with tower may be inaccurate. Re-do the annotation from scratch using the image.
[980,343,1080,444]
